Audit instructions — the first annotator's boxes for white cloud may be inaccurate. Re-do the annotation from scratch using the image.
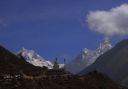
[87,3,128,36]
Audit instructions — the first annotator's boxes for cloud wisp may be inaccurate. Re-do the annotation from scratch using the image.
[87,3,128,36]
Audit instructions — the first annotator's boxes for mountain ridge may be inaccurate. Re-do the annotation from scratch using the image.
[65,37,112,74]
[17,47,53,69]
[0,43,126,89]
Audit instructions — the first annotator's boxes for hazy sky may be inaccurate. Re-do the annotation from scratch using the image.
[0,0,128,63]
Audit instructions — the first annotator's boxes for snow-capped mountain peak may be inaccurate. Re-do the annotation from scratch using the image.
[17,48,53,69]
[65,38,112,74]
[19,47,44,61]
[82,48,90,54]
[97,37,112,53]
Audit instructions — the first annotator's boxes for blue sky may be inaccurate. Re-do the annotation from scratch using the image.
[0,0,128,63]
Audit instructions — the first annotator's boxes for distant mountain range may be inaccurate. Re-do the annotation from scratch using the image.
[14,38,128,87]
[80,39,128,85]
[16,37,112,75]
[0,45,122,89]
[65,37,112,74]
[1,38,128,88]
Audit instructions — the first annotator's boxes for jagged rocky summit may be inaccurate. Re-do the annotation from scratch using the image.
[65,37,112,74]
